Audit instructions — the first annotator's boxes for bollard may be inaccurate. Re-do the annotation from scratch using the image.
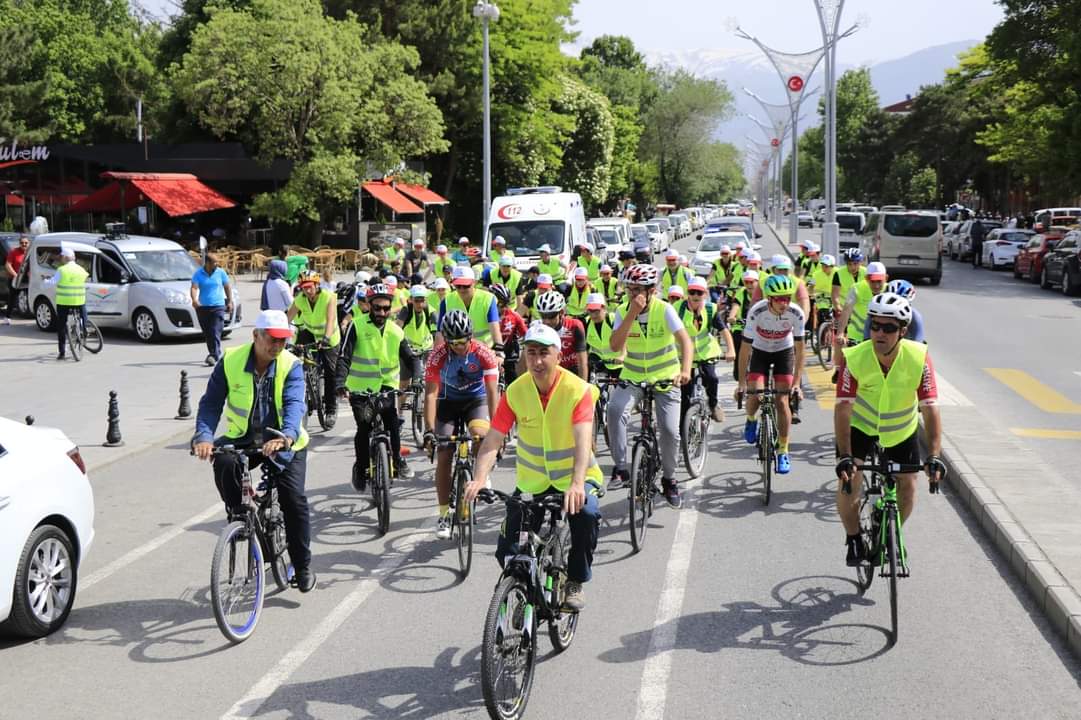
[175,370,192,419]
[24,415,34,426]
[103,390,124,447]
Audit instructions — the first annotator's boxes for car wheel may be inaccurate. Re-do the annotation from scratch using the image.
[34,297,55,331]
[132,307,160,342]
[3,525,78,638]
[1013,263,1022,279]
[929,273,941,286]
[16,289,29,316]
[1040,266,1052,289]
[1064,268,1080,296]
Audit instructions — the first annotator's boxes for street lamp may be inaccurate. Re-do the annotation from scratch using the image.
[745,88,815,233]
[473,1,500,241]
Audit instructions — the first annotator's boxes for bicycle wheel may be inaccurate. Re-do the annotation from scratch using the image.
[455,467,475,577]
[210,520,264,644]
[680,399,709,478]
[411,387,424,448]
[628,439,652,553]
[311,369,329,431]
[372,441,391,536]
[83,320,103,354]
[265,498,292,592]
[760,410,773,505]
[855,494,877,594]
[546,525,578,652]
[481,576,537,720]
[885,508,900,645]
[66,318,83,362]
[816,323,834,370]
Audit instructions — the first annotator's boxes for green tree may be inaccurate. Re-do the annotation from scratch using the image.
[689,142,745,202]
[0,25,51,142]
[549,76,615,210]
[908,166,938,208]
[832,68,896,201]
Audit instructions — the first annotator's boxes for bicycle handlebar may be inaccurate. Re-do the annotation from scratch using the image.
[840,461,945,495]
[477,488,565,512]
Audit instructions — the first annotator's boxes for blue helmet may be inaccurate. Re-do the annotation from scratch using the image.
[842,248,864,263]
[886,279,916,301]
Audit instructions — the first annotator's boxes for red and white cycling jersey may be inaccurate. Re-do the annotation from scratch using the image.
[742,299,806,353]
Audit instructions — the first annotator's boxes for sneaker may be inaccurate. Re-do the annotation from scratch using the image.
[434,513,452,540]
[397,458,414,480]
[743,419,758,444]
[661,478,682,508]
[56,353,65,361]
[351,462,368,492]
[791,411,801,425]
[205,354,216,367]
[845,536,865,567]
[776,453,791,474]
[609,468,629,490]
[711,404,725,422]
[295,566,316,593]
[563,581,585,612]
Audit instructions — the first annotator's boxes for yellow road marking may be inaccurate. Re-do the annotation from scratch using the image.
[804,364,836,411]
[984,368,1081,414]
[1010,428,1081,440]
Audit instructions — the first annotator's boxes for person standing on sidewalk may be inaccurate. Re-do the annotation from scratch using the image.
[970,219,987,268]
[3,234,29,323]
[191,253,234,366]
[261,259,293,312]
[44,245,87,360]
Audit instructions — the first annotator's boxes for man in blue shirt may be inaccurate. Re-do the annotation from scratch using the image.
[191,253,234,366]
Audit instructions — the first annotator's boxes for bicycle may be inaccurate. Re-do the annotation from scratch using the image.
[201,429,293,644]
[626,380,671,553]
[587,359,616,452]
[290,341,335,431]
[738,369,778,506]
[475,488,578,720]
[843,447,942,645]
[349,388,401,536]
[811,306,835,370]
[430,417,478,577]
[681,362,712,478]
[402,348,429,448]
[64,310,103,362]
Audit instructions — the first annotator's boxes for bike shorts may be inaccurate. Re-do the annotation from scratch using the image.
[850,427,921,467]
[434,396,489,437]
[747,347,795,386]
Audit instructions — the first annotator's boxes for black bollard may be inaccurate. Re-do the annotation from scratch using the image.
[24,415,34,426]
[175,370,192,419]
[103,390,124,447]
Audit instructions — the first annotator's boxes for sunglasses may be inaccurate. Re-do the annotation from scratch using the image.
[371,304,392,313]
[870,321,901,334]
[627,285,650,293]
[540,312,561,320]
[688,290,706,297]
[448,338,471,347]
[769,296,791,303]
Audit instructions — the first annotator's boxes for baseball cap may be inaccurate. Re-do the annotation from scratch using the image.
[742,270,760,283]
[586,292,606,310]
[458,236,469,245]
[59,244,75,258]
[537,273,553,288]
[499,255,514,267]
[806,241,820,253]
[735,241,747,251]
[394,238,405,246]
[410,284,428,298]
[821,254,836,266]
[771,254,793,271]
[413,238,424,247]
[668,285,684,299]
[867,261,887,279]
[600,264,613,274]
[665,249,679,261]
[384,274,399,287]
[523,322,561,346]
[431,278,449,290]
[720,245,731,255]
[452,265,476,285]
[573,267,589,279]
[494,235,506,246]
[436,244,447,254]
[538,244,552,254]
[255,309,293,339]
[581,244,594,254]
[688,276,708,292]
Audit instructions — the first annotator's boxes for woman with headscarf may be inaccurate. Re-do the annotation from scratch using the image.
[261,259,293,312]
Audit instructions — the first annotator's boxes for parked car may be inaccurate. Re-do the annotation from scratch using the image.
[881,205,906,213]
[980,228,1034,270]
[1013,230,1063,282]
[1039,229,1081,294]
[691,231,746,277]
[797,210,814,227]
[942,221,963,256]
[1033,207,1081,233]
[0,416,94,638]
[643,222,668,253]
[863,210,942,285]
[668,212,692,238]
[853,205,878,217]
[950,219,1003,261]
[648,216,675,246]
[836,212,866,251]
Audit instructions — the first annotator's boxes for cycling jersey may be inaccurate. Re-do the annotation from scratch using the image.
[499,308,528,348]
[424,340,499,401]
[553,317,587,371]
[742,299,806,352]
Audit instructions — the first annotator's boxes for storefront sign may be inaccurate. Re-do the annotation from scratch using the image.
[0,139,50,163]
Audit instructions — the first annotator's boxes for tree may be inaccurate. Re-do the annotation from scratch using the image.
[832,68,895,201]
[689,143,745,202]
[0,24,51,142]
[549,76,615,210]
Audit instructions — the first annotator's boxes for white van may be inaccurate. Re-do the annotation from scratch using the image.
[1033,207,1081,233]
[587,217,631,260]
[486,187,587,272]
[863,210,943,286]
[27,230,242,341]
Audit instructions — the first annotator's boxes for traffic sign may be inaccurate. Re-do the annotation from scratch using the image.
[787,75,805,92]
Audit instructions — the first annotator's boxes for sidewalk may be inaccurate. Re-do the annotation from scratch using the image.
[759,219,1081,658]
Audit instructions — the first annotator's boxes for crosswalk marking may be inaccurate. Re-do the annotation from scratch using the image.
[984,368,1081,414]
[1009,428,1081,440]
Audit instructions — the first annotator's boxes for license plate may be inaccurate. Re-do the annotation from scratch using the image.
[899,258,919,266]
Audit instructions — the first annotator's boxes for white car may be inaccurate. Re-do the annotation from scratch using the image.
[644,222,668,253]
[691,231,747,278]
[0,417,94,637]
[982,228,1034,269]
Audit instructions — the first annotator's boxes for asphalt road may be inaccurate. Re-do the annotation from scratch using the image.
[2,228,1080,719]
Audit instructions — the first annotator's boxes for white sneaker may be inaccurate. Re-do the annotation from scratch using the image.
[434,514,452,540]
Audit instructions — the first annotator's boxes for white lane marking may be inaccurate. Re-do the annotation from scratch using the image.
[221,518,434,720]
[934,371,975,408]
[81,502,222,591]
[635,495,700,720]
[1074,371,1081,382]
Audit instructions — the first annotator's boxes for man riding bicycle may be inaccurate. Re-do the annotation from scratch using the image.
[531,290,588,381]
[46,245,88,361]
[193,310,316,593]
[397,284,437,416]
[465,322,603,611]
[677,276,735,422]
[437,265,503,352]
[834,293,944,566]
[287,271,340,426]
[584,292,623,379]
[726,269,759,384]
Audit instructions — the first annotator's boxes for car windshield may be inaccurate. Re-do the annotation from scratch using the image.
[837,215,863,232]
[487,221,565,255]
[630,226,649,241]
[646,223,660,233]
[597,228,619,245]
[708,222,753,240]
[883,215,938,238]
[125,249,199,281]
[1000,232,1032,243]
[698,235,738,252]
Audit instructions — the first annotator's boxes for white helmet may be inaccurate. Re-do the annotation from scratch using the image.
[355,270,372,284]
[535,290,567,314]
[867,292,913,324]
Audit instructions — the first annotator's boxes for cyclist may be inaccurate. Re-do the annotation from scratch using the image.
[46,245,88,361]
[423,310,500,539]
[383,273,409,314]
[537,243,566,284]
[452,236,472,264]
[433,244,452,279]
[660,249,692,296]
[678,276,735,422]
[667,284,685,304]
[571,243,602,284]
[584,292,623,378]
[287,271,339,427]
[738,274,806,475]
[793,239,817,278]
[193,309,316,593]
[397,283,437,413]
[336,284,412,483]
[617,247,637,285]
[466,322,603,611]
[492,255,524,306]
[751,255,810,319]
[493,283,527,386]
[831,248,867,316]
[862,279,925,342]
[835,293,944,566]
[597,263,622,305]
[566,266,593,320]
[531,290,588,381]
[708,244,735,303]
[808,253,837,335]
[427,277,449,314]
[403,238,429,279]
[838,260,888,347]
[726,269,759,384]
[436,265,503,351]
[384,237,406,268]
[606,264,694,505]
[520,273,554,322]
[798,241,820,279]
[489,235,515,265]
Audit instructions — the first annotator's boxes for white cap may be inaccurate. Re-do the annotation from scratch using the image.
[720,244,731,254]
[740,247,755,259]
[499,254,514,266]
[410,284,428,298]
[665,249,679,260]
[735,241,746,251]
[537,273,554,288]
[59,244,75,258]
[867,261,887,279]
[452,265,476,285]
[586,292,606,309]
[771,254,792,271]
[688,276,708,292]
[355,270,372,284]
[821,253,836,266]
[742,270,760,283]
[668,285,684,299]
[254,309,294,338]
[413,238,424,247]
[581,243,594,254]
[748,252,763,264]
[395,237,405,246]
[494,235,506,245]
[806,241,820,253]
[383,274,399,287]
[573,267,589,279]
[538,244,552,253]
[522,322,561,346]
[458,236,469,245]
[600,263,613,274]
[436,244,448,254]
[431,278,450,290]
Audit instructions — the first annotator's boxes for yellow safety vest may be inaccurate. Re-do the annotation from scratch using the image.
[490,249,515,265]
[843,339,927,448]
[221,344,310,451]
[846,280,874,343]
[577,255,601,284]
[506,368,604,494]
[291,289,340,347]
[835,266,866,304]
[434,257,452,279]
[55,262,88,307]
[811,266,836,308]
[597,276,620,303]
[586,316,623,371]
[391,287,409,314]
[710,258,735,287]
[566,283,591,318]
[445,288,497,347]
[345,313,404,392]
[494,268,522,297]
[678,301,722,362]
[537,257,565,283]
[427,292,447,314]
[660,265,690,296]
[401,305,435,352]
[730,287,751,331]
[620,297,680,384]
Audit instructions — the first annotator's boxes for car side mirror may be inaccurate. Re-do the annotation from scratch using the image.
[120,270,132,283]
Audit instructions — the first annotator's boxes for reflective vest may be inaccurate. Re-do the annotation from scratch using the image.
[55,262,88,307]
[222,344,309,451]
[434,256,451,279]
[835,266,866,306]
[586,316,623,370]
[566,283,591,318]
[730,286,752,331]
[846,280,874,343]
[506,368,604,494]
[598,276,620,303]
[537,257,565,283]
[391,287,409,314]
[445,288,497,346]
[494,268,522,298]
[710,258,735,287]
[660,265,691,296]
[730,262,747,286]
[798,255,819,277]
[345,313,404,392]
[490,249,515,265]
[427,292,447,314]
[401,305,435,352]
[384,246,401,265]
[811,266,836,308]
[843,339,927,448]
[678,300,722,362]
[620,297,680,384]
[577,255,601,284]
[291,289,340,347]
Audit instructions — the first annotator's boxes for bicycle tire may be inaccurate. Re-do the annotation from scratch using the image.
[455,466,475,577]
[856,495,877,594]
[816,323,834,370]
[885,508,899,645]
[83,320,103,354]
[311,369,329,431]
[628,439,652,553]
[266,497,292,592]
[66,318,83,362]
[680,399,709,478]
[481,576,537,720]
[546,524,578,652]
[760,410,773,506]
[411,387,424,448]
[372,441,391,536]
[210,520,264,644]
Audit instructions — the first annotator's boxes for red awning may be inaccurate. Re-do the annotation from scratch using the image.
[67,173,236,217]
[4,193,24,207]
[362,181,423,214]
[396,182,448,205]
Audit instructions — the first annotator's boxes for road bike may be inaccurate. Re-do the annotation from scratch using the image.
[627,380,670,553]
[290,341,335,431]
[811,306,835,370]
[476,489,578,720]
[588,359,616,452]
[64,309,103,362]
[203,429,293,644]
[844,445,942,645]
[349,388,401,536]
[739,369,778,506]
[401,348,429,448]
[431,417,477,577]
[680,362,712,478]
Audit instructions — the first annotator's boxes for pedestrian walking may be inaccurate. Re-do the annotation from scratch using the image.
[3,234,29,323]
[970,219,986,268]
[191,253,233,366]
[261,259,293,312]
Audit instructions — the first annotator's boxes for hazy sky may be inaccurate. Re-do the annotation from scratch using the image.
[135,0,1004,66]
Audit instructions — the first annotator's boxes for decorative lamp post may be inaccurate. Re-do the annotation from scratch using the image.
[473,1,501,240]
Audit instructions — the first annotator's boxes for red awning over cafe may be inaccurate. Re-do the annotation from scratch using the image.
[396,182,448,205]
[67,172,236,217]
[361,181,424,215]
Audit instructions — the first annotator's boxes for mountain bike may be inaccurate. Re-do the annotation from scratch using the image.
[64,309,103,362]
[432,417,477,577]
[812,307,835,370]
[680,362,711,478]
[349,388,401,536]
[627,380,670,553]
[739,369,778,506]
[402,348,429,448]
[476,489,578,720]
[588,359,616,452]
[202,429,293,644]
[290,341,334,431]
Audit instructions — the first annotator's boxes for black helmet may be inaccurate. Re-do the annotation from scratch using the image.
[440,309,473,340]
